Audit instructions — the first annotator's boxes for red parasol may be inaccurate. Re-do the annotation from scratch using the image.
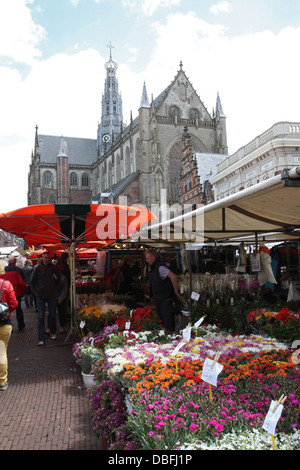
[0,203,156,335]
[0,203,155,248]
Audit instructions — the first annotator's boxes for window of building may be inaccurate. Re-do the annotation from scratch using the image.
[43,171,52,188]
[49,195,56,204]
[70,172,78,187]
[245,169,256,180]
[81,173,89,188]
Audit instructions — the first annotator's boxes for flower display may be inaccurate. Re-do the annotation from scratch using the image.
[72,326,118,373]
[73,294,300,451]
[76,277,109,294]
[76,305,162,335]
[72,336,103,374]
[247,307,300,343]
[126,361,299,450]
[104,331,288,376]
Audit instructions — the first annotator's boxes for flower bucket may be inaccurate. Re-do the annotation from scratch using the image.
[81,372,95,388]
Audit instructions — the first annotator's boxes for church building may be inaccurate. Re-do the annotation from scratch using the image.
[28,47,228,209]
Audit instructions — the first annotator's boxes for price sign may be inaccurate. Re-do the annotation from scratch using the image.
[191,291,200,301]
[262,397,286,435]
[194,316,205,328]
[171,341,185,357]
[201,357,223,387]
[182,325,192,342]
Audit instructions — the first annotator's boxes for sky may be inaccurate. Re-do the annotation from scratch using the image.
[1,0,300,213]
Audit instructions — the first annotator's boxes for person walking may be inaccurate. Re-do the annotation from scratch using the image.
[0,261,18,391]
[145,248,181,333]
[22,259,34,308]
[1,256,26,330]
[30,251,61,345]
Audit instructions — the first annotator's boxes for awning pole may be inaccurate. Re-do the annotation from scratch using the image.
[65,214,77,342]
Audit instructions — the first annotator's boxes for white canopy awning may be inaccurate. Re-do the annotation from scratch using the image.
[134,167,300,245]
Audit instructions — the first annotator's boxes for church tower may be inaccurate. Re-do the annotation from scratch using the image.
[97,43,124,157]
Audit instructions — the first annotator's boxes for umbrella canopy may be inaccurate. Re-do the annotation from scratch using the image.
[0,203,156,248]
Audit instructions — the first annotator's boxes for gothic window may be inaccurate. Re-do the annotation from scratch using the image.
[81,173,89,189]
[49,195,56,204]
[43,171,52,188]
[116,154,121,181]
[125,147,131,176]
[189,108,200,121]
[168,105,181,118]
[70,172,78,188]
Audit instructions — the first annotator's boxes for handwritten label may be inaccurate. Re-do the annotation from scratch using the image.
[262,401,284,435]
[125,321,131,330]
[79,320,85,329]
[201,358,223,387]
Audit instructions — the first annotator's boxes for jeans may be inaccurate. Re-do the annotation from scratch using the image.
[36,296,57,342]
[16,296,25,330]
[0,324,12,386]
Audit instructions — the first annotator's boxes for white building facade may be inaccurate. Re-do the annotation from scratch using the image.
[210,122,300,200]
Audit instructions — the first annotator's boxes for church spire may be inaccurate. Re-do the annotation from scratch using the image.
[215,91,226,118]
[139,81,150,109]
[97,42,123,157]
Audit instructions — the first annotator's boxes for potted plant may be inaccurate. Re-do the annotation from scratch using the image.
[72,336,103,387]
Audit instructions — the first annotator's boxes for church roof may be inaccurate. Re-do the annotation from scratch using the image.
[37,134,97,166]
[105,170,140,197]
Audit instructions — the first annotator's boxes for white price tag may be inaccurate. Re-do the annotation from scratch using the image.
[194,316,205,328]
[262,400,284,435]
[191,291,200,301]
[79,320,85,329]
[125,321,131,330]
[171,341,185,356]
[182,325,191,342]
[201,357,223,387]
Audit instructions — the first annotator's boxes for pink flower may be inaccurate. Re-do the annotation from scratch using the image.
[189,423,198,431]
[154,421,165,429]
[215,423,224,432]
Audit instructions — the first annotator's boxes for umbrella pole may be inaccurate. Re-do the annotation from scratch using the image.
[65,217,77,342]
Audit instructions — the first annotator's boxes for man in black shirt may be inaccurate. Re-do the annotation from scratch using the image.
[145,248,181,332]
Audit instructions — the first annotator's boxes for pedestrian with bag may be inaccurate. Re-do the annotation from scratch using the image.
[1,256,26,330]
[30,251,61,345]
[0,261,18,391]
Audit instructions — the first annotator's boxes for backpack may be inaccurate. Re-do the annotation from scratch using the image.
[0,280,9,324]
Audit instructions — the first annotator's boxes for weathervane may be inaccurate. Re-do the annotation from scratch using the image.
[105,41,117,70]
[107,41,114,59]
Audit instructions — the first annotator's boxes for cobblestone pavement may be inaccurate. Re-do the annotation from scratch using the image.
[0,303,103,450]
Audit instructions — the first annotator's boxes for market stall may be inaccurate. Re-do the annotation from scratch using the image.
[0,203,156,336]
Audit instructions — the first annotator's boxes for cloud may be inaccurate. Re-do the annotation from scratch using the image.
[0,0,46,65]
[122,0,181,16]
[131,13,300,154]
[1,2,300,214]
[210,1,233,15]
